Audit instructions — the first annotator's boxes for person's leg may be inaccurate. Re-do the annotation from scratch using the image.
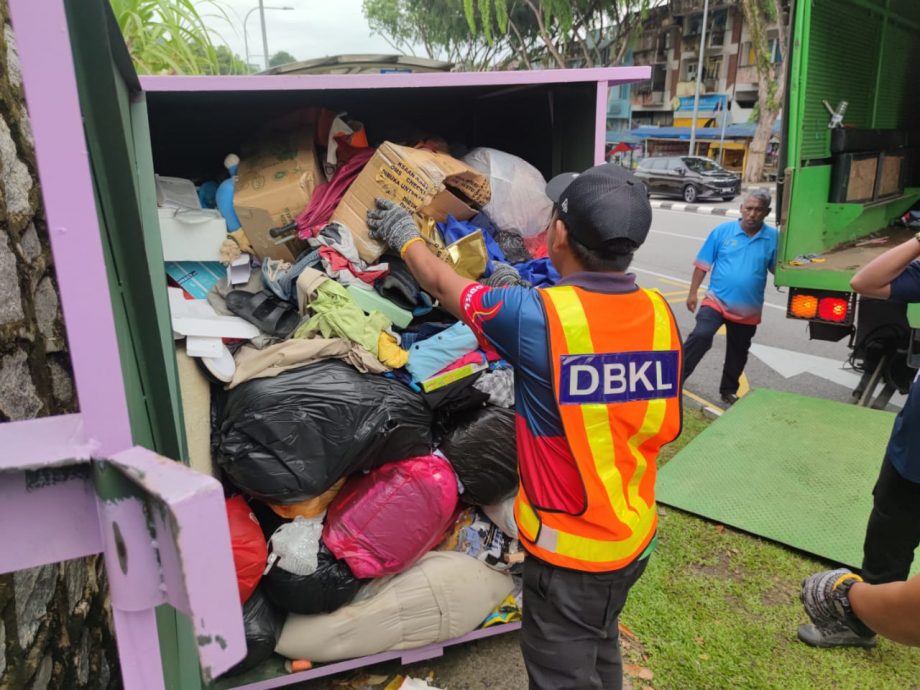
[520,556,648,690]
[861,458,920,584]
[720,320,757,397]
[682,306,724,381]
[595,557,649,690]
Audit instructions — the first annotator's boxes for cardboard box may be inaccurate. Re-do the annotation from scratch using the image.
[233,127,324,261]
[331,142,491,263]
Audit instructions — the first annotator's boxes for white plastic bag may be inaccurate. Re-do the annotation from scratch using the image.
[265,515,324,576]
[483,496,518,539]
[463,147,553,237]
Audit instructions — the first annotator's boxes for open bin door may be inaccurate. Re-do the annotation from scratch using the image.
[0,420,247,687]
[6,0,227,687]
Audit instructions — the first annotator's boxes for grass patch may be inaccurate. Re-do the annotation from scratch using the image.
[620,407,920,690]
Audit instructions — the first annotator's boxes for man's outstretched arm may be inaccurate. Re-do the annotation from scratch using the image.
[850,235,920,299]
[367,198,473,318]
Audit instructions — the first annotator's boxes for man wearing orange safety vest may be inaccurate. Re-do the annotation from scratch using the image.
[367,163,683,690]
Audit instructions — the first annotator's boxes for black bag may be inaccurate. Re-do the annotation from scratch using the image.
[216,361,433,503]
[438,406,518,505]
[222,586,285,677]
[262,543,364,615]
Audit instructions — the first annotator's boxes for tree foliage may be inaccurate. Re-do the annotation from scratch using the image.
[463,0,657,69]
[363,0,658,70]
[111,0,248,75]
[269,50,297,68]
[362,0,513,70]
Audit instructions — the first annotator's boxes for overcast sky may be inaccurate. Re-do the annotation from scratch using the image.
[207,0,424,69]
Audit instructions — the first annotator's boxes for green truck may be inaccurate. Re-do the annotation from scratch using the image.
[776,0,920,407]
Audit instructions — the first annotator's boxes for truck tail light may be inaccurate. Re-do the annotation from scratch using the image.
[817,297,849,322]
[789,294,818,319]
[787,288,854,326]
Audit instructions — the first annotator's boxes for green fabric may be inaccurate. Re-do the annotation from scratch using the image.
[638,531,658,561]
[657,389,917,576]
[294,278,390,356]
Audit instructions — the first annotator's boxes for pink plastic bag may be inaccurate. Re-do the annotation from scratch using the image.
[324,455,459,579]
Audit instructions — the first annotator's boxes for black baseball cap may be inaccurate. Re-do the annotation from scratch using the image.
[545,164,652,251]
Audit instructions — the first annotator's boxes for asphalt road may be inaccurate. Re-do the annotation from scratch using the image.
[636,208,904,412]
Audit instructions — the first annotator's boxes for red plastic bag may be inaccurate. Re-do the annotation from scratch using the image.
[227,496,268,604]
[324,455,459,579]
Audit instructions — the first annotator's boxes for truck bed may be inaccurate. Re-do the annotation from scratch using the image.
[791,225,915,273]
[778,224,915,292]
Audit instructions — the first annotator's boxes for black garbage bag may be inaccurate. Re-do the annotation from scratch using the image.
[222,586,285,677]
[438,406,518,505]
[262,543,364,615]
[216,361,433,503]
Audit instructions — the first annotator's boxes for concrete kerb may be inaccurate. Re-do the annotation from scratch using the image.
[682,391,724,419]
[650,185,777,222]
[650,200,777,223]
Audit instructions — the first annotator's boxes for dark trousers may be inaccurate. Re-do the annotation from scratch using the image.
[520,555,648,690]
[682,306,757,396]
[861,458,920,584]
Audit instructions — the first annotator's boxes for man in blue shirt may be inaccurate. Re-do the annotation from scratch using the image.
[798,233,920,648]
[682,189,778,404]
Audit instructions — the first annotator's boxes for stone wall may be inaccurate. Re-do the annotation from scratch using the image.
[0,2,119,687]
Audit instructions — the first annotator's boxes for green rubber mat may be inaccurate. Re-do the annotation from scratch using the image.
[658,389,918,575]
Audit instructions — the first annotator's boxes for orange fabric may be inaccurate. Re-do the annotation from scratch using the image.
[516,287,682,572]
[269,478,346,519]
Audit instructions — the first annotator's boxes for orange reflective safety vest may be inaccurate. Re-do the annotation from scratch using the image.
[514,285,683,572]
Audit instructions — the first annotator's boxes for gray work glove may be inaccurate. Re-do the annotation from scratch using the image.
[367,198,421,256]
[801,568,875,637]
[482,262,530,288]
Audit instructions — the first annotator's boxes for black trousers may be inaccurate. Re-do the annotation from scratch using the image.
[861,457,920,584]
[682,306,757,396]
[520,555,648,690]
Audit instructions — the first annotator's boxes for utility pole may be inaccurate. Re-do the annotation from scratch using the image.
[688,0,710,156]
[258,0,270,71]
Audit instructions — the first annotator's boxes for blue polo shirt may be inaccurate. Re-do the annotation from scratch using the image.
[885,261,920,483]
[694,220,779,325]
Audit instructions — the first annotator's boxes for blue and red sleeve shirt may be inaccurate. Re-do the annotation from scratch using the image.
[459,273,640,512]
[884,261,920,483]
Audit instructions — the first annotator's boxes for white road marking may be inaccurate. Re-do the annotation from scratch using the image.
[749,343,905,408]
[648,230,706,241]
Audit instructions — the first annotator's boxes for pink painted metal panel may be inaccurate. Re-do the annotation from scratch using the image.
[0,470,103,573]
[595,81,610,165]
[0,413,94,470]
[109,447,246,682]
[140,67,652,93]
[111,608,167,690]
[7,0,132,456]
[229,623,523,690]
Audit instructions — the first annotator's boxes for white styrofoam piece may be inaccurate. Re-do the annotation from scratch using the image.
[158,207,228,261]
[228,253,252,285]
[200,343,236,383]
[155,174,202,210]
[171,316,259,340]
[186,335,224,358]
[167,287,260,340]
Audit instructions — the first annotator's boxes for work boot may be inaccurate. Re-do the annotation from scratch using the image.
[797,622,877,648]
